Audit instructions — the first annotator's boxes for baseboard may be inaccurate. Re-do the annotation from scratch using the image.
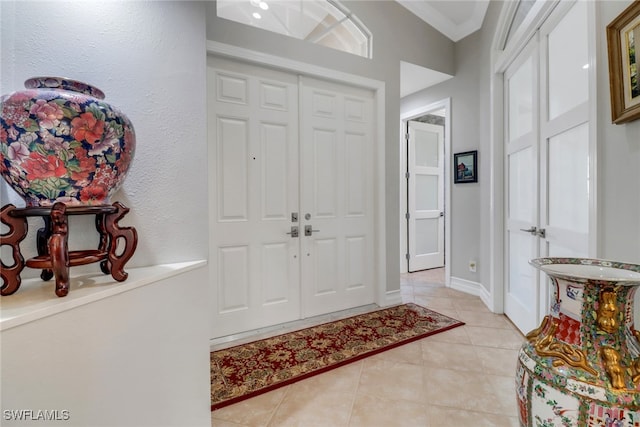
[450,276,482,296]
[381,289,402,307]
[450,276,498,313]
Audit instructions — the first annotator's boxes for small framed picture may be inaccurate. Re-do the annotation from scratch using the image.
[454,150,477,184]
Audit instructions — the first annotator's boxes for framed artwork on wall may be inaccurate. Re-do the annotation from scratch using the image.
[606,0,640,124]
[454,150,477,184]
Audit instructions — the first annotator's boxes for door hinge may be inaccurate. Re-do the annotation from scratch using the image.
[405,171,410,179]
[406,253,410,260]
[405,212,410,220]
[405,132,410,141]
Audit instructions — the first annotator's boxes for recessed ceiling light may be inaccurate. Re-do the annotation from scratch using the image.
[252,12,261,19]
[259,1,269,10]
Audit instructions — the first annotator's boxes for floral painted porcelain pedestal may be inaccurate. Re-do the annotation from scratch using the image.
[517,258,640,427]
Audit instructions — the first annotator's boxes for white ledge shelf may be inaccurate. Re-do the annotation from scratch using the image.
[0,260,207,331]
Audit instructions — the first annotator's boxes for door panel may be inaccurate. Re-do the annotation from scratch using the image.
[209,56,300,338]
[408,121,444,272]
[300,77,375,317]
[504,39,540,335]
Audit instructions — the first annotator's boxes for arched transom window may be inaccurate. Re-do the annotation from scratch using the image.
[216,0,372,58]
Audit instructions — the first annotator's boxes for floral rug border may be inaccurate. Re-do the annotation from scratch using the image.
[211,303,464,411]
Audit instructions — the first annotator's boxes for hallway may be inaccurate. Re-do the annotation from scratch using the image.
[211,269,524,426]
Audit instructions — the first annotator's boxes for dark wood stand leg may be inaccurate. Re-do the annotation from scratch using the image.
[0,204,28,295]
[95,212,111,275]
[49,203,70,297]
[105,202,138,282]
[37,216,54,281]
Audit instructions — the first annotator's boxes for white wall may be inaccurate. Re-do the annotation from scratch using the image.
[0,1,209,273]
[400,1,502,287]
[596,0,640,262]
[1,265,211,427]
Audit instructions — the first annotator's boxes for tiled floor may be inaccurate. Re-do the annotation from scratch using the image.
[211,268,525,426]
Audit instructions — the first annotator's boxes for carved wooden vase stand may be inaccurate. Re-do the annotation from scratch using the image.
[1,202,137,297]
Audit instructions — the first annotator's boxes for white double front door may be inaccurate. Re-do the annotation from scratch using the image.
[208,56,375,338]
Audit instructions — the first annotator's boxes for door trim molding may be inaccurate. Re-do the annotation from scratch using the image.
[206,41,389,307]
[400,98,451,287]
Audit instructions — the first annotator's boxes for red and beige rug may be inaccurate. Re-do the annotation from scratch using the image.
[210,303,464,410]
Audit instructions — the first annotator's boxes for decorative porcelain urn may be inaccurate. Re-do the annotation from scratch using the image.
[0,77,135,206]
[517,257,640,427]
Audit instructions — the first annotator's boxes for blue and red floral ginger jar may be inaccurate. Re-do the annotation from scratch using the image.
[0,77,135,206]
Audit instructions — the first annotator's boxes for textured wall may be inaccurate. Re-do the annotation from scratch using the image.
[1,2,208,275]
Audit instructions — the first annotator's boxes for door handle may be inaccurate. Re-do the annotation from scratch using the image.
[304,225,320,236]
[286,226,299,238]
[520,226,537,234]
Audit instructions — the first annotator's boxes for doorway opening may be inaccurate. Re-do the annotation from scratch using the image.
[400,99,451,286]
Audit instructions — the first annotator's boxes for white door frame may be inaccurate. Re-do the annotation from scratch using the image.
[400,98,451,286]
[206,41,390,307]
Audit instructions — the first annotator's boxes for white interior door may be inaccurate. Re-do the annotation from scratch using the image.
[208,56,301,338]
[299,76,375,317]
[504,1,591,335]
[407,120,444,272]
[504,39,540,335]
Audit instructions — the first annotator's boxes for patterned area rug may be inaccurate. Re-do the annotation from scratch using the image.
[211,303,464,410]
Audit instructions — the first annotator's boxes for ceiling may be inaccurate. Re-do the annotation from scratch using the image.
[397,0,490,97]
[395,0,489,42]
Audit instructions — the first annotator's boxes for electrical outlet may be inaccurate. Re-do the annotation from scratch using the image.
[469,260,477,273]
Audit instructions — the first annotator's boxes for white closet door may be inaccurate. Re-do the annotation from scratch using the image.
[504,39,541,335]
[208,56,301,338]
[299,76,375,317]
[503,1,592,335]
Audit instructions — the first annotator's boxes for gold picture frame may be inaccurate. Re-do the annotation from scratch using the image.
[607,0,640,124]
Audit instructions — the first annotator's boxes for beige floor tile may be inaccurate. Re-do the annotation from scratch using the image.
[211,386,287,427]
[426,324,472,345]
[452,298,493,312]
[445,288,481,299]
[466,325,526,350]
[358,358,427,403]
[210,418,247,427]
[349,394,430,427]
[428,405,520,427]
[413,295,456,311]
[420,341,484,373]
[423,367,508,413]
[486,374,520,417]
[475,346,520,377]
[369,340,423,365]
[268,388,354,427]
[455,310,513,329]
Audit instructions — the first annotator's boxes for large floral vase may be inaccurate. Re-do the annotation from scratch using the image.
[517,258,640,427]
[0,77,135,206]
